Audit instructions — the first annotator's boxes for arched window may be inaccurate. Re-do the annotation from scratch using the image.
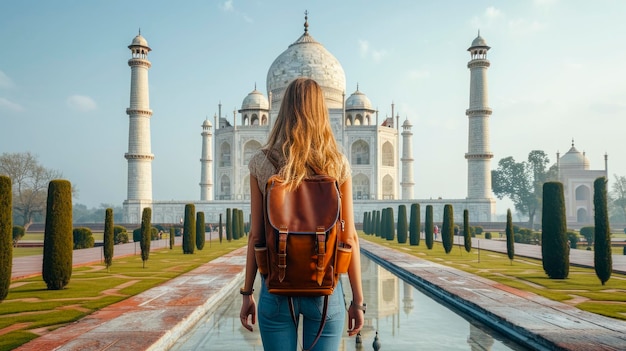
[243,175,251,200]
[220,142,231,167]
[262,114,268,125]
[220,175,231,200]
[382,175,394,199]
[577,208,588,223]
[575,185,590,201]
[244,140,262,165]
[364,114,370,126]
[353,174,370,199]
[251,113,259,126]
[243,114,249,126]
[345,114,352,126]
[354,114,363,126]
[351,140,370,165]
[382,142,394,166]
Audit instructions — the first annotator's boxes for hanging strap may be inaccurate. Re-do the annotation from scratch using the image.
[288,296,329,351]
[278,226,288,282]
[315,226,326,286]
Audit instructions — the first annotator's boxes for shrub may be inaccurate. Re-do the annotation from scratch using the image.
[425,205,434,249]
[113,225,129,244]
[463,209,471,253]
[12,225,25,247]
[196,211,205,250]
[218,213,223,243]
[385,207,395,241]
[150,227,158,241]
[0,175,12,301]
[567,231,579,249]
[226,208,232,241]
[441,204,453,254]
[580,226,594,246]
[397,205,408,244]
[103,208,114,270]
[474,226,484,235]
[73,227,95,249]
[485,232,492,239]
[593,177,611,285]
[132,227,141,242]
[542,182,569,279]
[43,179,73,290]
[183,204,196,254]
[506,209,514,262]
[409,203,420,246]
[140,207,151,267]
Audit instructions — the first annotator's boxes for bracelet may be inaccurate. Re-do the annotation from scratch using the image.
[240,288,254,295]
[350,301,366,313]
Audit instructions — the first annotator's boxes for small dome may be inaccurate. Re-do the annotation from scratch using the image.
[130,34,150,48]
[560,143,590,169]
[202,118,212,127]
[241,89,269,110]
[402,118,413,127]
[471,35,488,47]
[345,89,373,110]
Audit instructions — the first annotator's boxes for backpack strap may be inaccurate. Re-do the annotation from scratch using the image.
[278,225,288,282]
[315,226,326,286]
[289,296,328,351]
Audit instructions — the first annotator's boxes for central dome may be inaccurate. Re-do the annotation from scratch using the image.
[266,20,346,110]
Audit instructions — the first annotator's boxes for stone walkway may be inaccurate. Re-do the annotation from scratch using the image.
[10,238,626,350]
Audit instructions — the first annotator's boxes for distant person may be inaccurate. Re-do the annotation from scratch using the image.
[434,225,439,240]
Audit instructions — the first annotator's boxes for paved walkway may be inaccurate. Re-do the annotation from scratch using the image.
[10,238,626,350]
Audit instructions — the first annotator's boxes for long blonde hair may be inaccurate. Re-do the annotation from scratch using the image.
[265,78,345,190]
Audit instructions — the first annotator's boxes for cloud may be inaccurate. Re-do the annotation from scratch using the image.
[220,0,234,12]
[358,39,387,63]
[485,6,503,20]
[470,6,504,29]
[508,18,544,35]
[0,71,15,89]
[0,97,23,111]
[66,95,97,112]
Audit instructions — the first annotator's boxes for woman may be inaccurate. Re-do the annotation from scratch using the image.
[240,78,364,350]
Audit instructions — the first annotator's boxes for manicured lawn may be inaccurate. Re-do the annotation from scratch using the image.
[361,233,626,321]
[0,239,247,351]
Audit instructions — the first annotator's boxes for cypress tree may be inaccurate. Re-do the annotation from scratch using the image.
[397,205,408,244]
[183,204,196,254]
[506,209,515,263]
[140,207,151,268]
[388,207,395,241]
[425,205,434,249]
[362,212,368,234]
[0,175,12,301]
[380,208,387,239]
[239,209,245,239]
[169,227,175,249]
[441,204,454,254]
[226,208,232,241]
[541,182,569,279]
[409,203,420,246]
[463,209,471,253]
[103,208,114,271]
[593,177,612,285]
[196,211,206,250]
[42,179,73,290]
[218,213,223,243]
[374,210,380,237]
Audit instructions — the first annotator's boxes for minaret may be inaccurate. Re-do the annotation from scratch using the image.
[200,118,213,200]
[400,118,415,199]
[123,31,154,223]
[465,32,494,200]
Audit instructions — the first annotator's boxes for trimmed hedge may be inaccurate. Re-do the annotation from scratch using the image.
[73,227,95,249]
[541,182,569,279]
[506,209,514,262]
[183,204,196,254]
[425,205,434,250]
[196,211,205,250]
[140,207,152,267]
[409,203,420,246]
[441,204,453,254]
[463,209,471,253]
[43,179,73,290]
[103,208,114,269]
[397,205,408,244]
[0,175,12,301]
[593,177,611,285]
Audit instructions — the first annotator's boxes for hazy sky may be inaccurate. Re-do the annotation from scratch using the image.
[1,0,624,217]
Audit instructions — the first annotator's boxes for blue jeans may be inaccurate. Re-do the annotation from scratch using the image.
[258,278,346,351]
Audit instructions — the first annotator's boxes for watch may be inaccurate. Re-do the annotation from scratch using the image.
[351,301,366,313]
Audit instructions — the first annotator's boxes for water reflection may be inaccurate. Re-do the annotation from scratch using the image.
[171,254,525,351]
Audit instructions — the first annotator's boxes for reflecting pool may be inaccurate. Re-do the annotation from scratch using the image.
[171,254,527,350]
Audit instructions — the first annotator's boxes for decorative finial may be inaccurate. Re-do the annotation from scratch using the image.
[254,82,257,90]
[572,138,575,147]
[304,10,309,34]
[478,29,480,37]
[138,28,141,35]
[356,83,359,91]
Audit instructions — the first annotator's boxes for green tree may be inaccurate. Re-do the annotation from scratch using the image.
[196,211,205,250]
[441,204,453,254]
[463,209,471,253]
[226,208,232,241]
[140,207,151,268]
[72,227,95,249]
[541,182,569,279]
[169,227,175,249]
[579,226,594,247]
[594,177,612,285]
[425,205,434,250]
[42,179,73,290]
[409,203,420,246]
[385,207,395,241]
[506,209,515,263]
[113,225,129,244]
[0,152,64,230]
[374,210,381,237]
[380,208,387,240]
[183,204,196,254]
[0,175,12,301]
[397,205,408,244]
[103,208,114,270]
[362,212,368,234]
[12,225,25,247]
[218,213,223,243]
[492,150,557,230]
